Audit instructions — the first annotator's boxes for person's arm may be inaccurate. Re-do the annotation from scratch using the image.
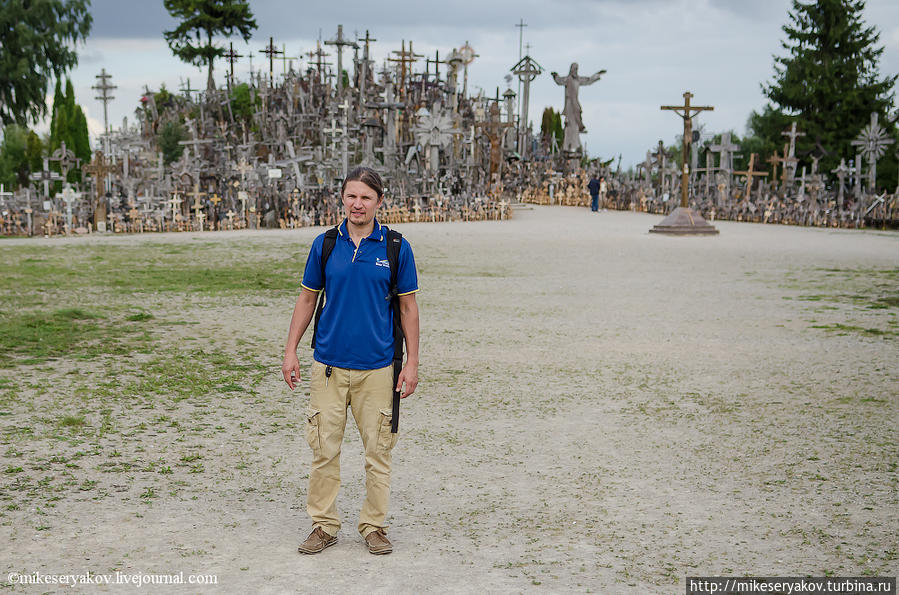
[396,292,419,398]
[281,288,320,390]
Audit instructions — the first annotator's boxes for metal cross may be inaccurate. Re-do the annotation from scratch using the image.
[224,42,243,86]
[259,37,283,84]
[92,68,116,154]
[851,112,894,192]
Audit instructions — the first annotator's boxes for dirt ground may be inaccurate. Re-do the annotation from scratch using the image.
[1,206,897,593]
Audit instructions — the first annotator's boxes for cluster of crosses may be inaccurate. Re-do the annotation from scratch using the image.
[610,95,896,229]
[0,25,579,236]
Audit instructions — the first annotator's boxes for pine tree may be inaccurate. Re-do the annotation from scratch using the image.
[163,0,257,93]
[750,0,897,185]
[50,78,64,141]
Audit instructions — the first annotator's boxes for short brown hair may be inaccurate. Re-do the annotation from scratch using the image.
[341,166,384,199]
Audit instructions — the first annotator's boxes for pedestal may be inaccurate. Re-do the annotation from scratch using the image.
[649,206,719,235]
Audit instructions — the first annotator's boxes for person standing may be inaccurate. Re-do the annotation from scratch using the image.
[599,175,608,210]
[282,167,420,555]
[588,174,601,212]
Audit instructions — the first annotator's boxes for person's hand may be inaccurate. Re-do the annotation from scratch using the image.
[282,353,301,390]
[396,362,418,399]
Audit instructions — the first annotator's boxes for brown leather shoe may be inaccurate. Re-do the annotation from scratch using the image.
[297,527,337,554]
[364,529,393,555]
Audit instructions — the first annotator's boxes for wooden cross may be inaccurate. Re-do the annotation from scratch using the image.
[387,40,423,95]
[196,210,206,232]
[661,91,714,207]
[187,186,206,228]
[766,150,784,186]
[324,25,358,89]
[733,153,768,198]
[226,209,236,229]
[259,37,283,82]
[306,40,331,85]
[475,103,513,178]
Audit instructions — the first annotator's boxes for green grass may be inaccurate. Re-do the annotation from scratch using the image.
[0,307,152,367]
[0,242,307,296]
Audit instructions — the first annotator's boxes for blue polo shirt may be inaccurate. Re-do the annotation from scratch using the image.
[301,219,418,370]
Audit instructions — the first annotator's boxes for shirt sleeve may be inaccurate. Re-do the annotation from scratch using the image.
[396,237,419,296]
[301,234,324,292]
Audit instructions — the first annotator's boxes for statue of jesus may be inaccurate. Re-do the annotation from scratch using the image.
[551,62,606,154]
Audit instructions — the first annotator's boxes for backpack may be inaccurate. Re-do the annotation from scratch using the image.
[310,224,405,432]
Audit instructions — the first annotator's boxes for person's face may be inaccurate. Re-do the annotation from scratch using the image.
[342,180,382,227]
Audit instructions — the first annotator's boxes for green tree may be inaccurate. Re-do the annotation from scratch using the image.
[229,82,257,122]
[159,120,187,165]
[163,0,258,93]
[0,0,92,126]
[0,125,45,189]
[540,107,564,150]
[48,78,91,186]
[751,0,897,185]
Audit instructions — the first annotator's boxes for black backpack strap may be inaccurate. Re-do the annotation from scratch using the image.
[311,225,340,349]
[384,226,404,433]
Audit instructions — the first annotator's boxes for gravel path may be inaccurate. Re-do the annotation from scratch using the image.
[2,206,897,593]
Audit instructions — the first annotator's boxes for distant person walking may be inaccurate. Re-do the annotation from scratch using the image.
[588,174,601,212]
[282,166,420,556]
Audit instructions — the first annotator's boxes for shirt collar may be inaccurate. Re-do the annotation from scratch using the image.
[337,218,384,242]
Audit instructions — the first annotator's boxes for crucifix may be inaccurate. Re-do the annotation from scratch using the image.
[83,150,113,231]
[476,102,514,180]
[831,158,850,207]
[661,91,714,207]
[781,122,805,183]
[259,37,283,85]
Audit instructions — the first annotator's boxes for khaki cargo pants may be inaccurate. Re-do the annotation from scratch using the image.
[304,361,398,538]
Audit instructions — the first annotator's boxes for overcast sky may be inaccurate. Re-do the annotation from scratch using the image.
[56,0,899,168]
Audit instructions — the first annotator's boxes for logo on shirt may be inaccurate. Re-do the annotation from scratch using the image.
[375,258,390,269]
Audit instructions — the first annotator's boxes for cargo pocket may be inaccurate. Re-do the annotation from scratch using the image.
[377,408,399,452]
[305,407,321,455]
